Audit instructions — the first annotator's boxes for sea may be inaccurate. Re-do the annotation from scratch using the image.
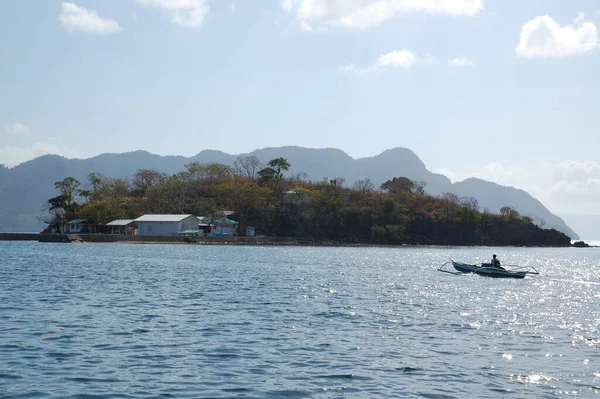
[1,241,599,399]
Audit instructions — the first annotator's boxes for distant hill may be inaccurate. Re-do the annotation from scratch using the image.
[559,214,600,240]
[0,146,578,239]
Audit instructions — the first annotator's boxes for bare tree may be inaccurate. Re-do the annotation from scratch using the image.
[460,196,479,212]
[440,192,460,220]
[233,156,262,178]
[354,178,374,192]
[132,169,167,194]
[295,172,309,181]
[412,180,428,196]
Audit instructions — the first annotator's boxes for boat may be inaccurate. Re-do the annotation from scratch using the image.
[438,259,539,278]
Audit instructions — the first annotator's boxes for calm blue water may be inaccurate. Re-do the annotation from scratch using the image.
[1,242,599,398]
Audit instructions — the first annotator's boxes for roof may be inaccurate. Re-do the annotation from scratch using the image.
[67,219,87,224]
[106,219,135,226]
[258,167,277,175]
[134,214,195,222]
[197,216,239,225]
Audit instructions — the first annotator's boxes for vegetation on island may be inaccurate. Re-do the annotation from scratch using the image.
[42,157,571,246]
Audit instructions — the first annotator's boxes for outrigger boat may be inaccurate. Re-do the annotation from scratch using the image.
[438,259,539,279]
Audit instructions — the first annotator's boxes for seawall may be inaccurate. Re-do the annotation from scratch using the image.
[0,233,583,247]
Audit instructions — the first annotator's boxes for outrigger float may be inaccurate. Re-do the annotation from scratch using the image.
[438,259,539,279]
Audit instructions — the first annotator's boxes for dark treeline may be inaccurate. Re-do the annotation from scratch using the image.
[42,156,571,246]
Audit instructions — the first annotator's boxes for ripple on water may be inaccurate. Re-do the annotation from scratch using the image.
[1,243,599,398]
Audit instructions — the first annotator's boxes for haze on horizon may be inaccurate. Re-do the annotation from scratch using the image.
[1,0,599,230]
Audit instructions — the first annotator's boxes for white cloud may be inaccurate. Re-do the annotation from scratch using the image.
[135,0,209,27]
[448,56,474,67]
[58,2,121,35]
[5,123,31,136]
[282,0,483,30]
[516,14,597,58]
[375,49,417,69]
[0,141,80,167]
[341,50,438,72]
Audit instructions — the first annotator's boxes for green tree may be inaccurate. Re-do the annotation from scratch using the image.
[217,177,272,235]
[500,206,520,220]
[132,169,167,195]
[54,177,81,212]
[267,157,291,180]
[42,177,83,227]
[381,177,414,195]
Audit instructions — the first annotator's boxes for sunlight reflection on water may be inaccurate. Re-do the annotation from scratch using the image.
[0,242,599,398]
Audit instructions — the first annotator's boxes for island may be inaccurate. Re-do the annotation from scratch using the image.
[6,157,574,247]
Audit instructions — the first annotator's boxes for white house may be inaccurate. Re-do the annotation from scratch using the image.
[134,214,199,236]
[62,219,98,234]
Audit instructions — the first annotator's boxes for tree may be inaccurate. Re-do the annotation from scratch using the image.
[193,198,226,234]
[354,178,374,193]
[132,169,167,195]
[217,177,272,235]
[381,177,414,195]
[234,156,262,178]
[180,162,232,182]
[329,177,345,187]
[267,157,291,180]
[440,192,460,221]
[500,206,520,220]
[459,196,480,224]
[295,172,309,181]
[412,180,428,196]
[54,177,82,212]
[521,216,534,225]
[42,177,83,228]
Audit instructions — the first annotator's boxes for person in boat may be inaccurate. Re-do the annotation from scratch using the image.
[490,254,504,269]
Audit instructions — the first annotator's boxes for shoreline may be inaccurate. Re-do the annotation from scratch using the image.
[0,233,594,248]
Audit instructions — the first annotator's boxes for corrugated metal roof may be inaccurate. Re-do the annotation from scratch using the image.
[197,216,238,225]
[106,219,135,226]
[134,214,195,222]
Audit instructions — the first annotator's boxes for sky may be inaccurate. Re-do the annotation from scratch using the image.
[1,0,599,220]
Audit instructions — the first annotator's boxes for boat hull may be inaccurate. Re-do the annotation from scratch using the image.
[451,261,527,279]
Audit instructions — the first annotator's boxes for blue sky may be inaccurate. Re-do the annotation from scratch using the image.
[1,0,599,218]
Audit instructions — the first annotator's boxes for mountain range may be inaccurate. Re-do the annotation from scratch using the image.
[0,146,578,239]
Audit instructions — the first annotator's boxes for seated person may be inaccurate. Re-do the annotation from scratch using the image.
[490,254,504,269]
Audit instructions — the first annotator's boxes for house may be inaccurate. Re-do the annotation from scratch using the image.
[258,167,278,181]
[134,214,199,236]
[105,219,136,235]
[197,216,239,236]
[63,219,98,234]
[245,226,255,237]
